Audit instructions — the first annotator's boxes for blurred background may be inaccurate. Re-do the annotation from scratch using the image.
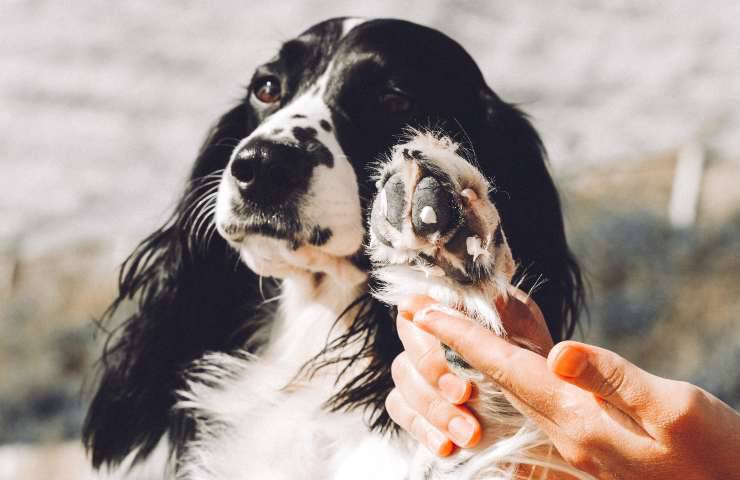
[1,0,738,466]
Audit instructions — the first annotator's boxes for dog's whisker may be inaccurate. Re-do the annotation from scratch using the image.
[191,188,219,211]
[181,173,224,204]
[192,205,218,250]
[184,190,219,229]
[188,177,223,190]
[204,221,219,251]
[182,180,222,204]
[196,167,226,178]
[185,169,226,188]
[183,198,217,252]
[199,208,220,251]
[181,190,219,221]
[191,216,215,254]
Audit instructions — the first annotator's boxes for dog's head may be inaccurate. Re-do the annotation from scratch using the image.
[84,18,584,468]
[214,18,520,284]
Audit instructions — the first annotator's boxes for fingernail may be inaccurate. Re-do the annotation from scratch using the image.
[438,373,468,403]
[414,304,464,324]
[448,417,476,446]
[427,430,451,456]
[398,310,413,321]
[553,346,588,378]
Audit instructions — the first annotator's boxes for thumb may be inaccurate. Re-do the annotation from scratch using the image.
[547,341,666,423]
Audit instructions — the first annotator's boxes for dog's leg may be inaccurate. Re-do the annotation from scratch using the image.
[368,131,590,479]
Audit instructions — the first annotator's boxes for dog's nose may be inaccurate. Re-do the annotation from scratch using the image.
[230,155,257,186]
[230,140,311,205]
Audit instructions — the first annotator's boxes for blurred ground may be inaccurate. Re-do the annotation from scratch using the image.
[1,0,739,449]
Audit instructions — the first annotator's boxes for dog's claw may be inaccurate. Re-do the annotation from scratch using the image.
[461,188,478,202]
[465,235,487,262]
[420,206,437,224]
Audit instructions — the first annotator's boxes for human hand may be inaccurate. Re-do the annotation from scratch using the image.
[396,296,740,479]
[385,288,554,456]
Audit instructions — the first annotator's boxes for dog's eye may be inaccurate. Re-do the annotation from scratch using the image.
[379,92,411,114]
[253,77,282,104]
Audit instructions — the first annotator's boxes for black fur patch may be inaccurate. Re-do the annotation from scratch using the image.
[312,272,325,288]
[308,226,333,246]
[401,148,424,161]
[347,247,372,272]
[292,126,334,167]
[292,126,318,142]
[244,220,299,240]
[319,119,332,132]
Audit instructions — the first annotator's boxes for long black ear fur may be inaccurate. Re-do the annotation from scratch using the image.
[83,102,271,467]
[476,89,585,342]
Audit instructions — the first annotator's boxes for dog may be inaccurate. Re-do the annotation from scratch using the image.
[84,17,586,479]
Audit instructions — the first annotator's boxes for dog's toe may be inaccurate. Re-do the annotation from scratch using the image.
[411,175,454,236]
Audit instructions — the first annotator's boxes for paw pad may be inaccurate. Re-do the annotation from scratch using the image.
[411,175,454,236]
[369,132,515,287]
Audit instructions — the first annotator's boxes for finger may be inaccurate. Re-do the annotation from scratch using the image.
[396,305,445,367]
[391,352,481,448]
[397,296,442,362]
[404,293,552,356]
[547,341,668,424]
[408,303,654,454]
[398,294,437,317]
[397,312,471,404]
[497,288,554,354]
[412,306,566,425]
[385,388,454,456]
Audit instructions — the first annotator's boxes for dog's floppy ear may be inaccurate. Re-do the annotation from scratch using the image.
[473,88,585,342]
[83,101,271,467]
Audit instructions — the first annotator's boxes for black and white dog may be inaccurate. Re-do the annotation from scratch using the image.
[84,18,587,479]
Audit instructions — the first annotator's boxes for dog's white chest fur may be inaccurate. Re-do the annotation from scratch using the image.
[180,365,411,480]
[176,276,413,480]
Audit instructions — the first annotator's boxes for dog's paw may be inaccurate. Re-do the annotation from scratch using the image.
[368,130,516,333]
